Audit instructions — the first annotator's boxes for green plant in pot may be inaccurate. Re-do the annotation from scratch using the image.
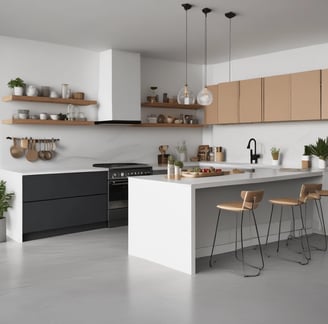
[7,77,25,96]
[271,147,280,160]
[0,180,15,242]
[309,137,328,169]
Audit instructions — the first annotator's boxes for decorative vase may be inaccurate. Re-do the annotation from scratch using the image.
[13,87,24,96]
[0,217,6,242]
[318,159,326,169]
[179,152,186,162]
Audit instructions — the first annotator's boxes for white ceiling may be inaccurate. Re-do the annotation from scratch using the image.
[1,0,328,64]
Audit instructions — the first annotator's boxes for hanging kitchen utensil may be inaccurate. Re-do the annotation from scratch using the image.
[44,141,53,160]
[10,138,24,158]
[26,139,39,162]
[38,139,45,160]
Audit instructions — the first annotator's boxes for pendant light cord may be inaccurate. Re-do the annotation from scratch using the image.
[185,7,188,86]
[204,11,208,87]
[228,17,232,82]
[225,11,236,83]
[202,8,211,88]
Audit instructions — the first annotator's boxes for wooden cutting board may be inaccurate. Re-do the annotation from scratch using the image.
[182,171,230,178]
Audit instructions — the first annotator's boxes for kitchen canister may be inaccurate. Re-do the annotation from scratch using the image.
[61,83,70,99]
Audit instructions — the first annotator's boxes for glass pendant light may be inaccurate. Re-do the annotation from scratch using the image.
[177,3,195,105]
[197,8,213,106]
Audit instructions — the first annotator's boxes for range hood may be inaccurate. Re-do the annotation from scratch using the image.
[96,49,141,125]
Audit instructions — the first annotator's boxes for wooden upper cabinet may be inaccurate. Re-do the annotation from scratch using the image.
[291,70,320,121]
[239,78,262,123]
[321,69,328,119]
[218,81,239,124]
[263,74,291,122]
[203,84,219,124]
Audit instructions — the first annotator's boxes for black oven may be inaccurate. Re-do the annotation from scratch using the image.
[93,163,153,227]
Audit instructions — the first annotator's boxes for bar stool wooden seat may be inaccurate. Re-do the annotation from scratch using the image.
[209,190,265,277]
[307,187,327,251]
[265,184,313,265]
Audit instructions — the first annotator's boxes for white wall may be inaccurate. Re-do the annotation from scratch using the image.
[0,36,203,171]
[205,43,328,168]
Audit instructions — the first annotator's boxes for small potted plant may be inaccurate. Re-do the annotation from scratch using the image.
[0,180,15,242]
[309,137,328,169]
[302,145,312,169]
[167,155,175,179]
[7,77,26,96]
[271,147,280,166]
[174,160,184,180]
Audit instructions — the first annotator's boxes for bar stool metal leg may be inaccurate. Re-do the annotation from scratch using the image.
[265,204,274,245]
[298,205,311,264]
[312,200,328,251]
[277,206,283,253]
[209,209,222,267]
[251,209,265,270]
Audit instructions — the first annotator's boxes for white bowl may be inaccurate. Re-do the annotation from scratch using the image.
[50,114,59,120]
[147,117,157,123]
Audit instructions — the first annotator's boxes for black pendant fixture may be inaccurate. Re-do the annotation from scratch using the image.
[177,3,195,105]
[197,8,213,106]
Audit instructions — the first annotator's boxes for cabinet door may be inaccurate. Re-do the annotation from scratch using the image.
[203,84,219,124]
[263,75,291,122]
[239,78,262,123]
[291,70,320,120]
[321,69,328,119]
[218,81,239,124]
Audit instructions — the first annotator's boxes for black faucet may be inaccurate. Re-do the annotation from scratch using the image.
[247,138,260,164]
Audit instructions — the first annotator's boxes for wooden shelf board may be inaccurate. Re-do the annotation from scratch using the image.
[141,102,203,109]
[2,95,97,106]
[2,119,95,126]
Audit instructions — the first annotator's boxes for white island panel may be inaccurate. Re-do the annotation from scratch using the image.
[129,177,195,274]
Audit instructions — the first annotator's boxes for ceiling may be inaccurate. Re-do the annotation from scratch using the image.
[1,0,328,64]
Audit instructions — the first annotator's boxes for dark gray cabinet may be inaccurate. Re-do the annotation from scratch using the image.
[23,171,107,241]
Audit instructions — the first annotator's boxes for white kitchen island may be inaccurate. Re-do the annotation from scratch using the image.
[129,168,325,275]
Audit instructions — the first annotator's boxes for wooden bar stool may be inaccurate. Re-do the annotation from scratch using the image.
[209,190,265,277]
[308,186,327,251]
[265,184,312,265]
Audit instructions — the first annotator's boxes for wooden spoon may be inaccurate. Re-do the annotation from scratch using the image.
[26,139,39,162]
[10,138,24,158]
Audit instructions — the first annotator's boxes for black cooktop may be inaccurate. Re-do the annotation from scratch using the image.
[93,163,151,169]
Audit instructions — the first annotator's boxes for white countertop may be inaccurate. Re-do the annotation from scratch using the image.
[130,168,324,189]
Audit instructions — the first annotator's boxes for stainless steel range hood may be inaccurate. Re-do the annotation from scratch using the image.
[96,49,141,125]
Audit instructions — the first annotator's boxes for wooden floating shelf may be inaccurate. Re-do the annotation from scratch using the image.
[141,102,203,109]
[2,119,95,126]
[136,123,203,128]
[2,95,97,106]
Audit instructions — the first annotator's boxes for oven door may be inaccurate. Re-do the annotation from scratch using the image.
[108,179,128,209]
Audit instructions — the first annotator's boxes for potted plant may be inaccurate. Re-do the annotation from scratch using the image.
[167,155,175,179]
[302,145,312,169]
[0,180,15,242]
[174,160,184,180]
[271,147,280,166]
[309,137,328,169]
[7,77,26,95]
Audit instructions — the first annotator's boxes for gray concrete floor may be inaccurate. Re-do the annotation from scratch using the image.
[0,228,327,324]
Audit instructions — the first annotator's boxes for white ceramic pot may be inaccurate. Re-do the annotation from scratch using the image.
[13,87,24,96]
[318,159,327,169]
[272,159,279,166]
[0,217,6,242]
